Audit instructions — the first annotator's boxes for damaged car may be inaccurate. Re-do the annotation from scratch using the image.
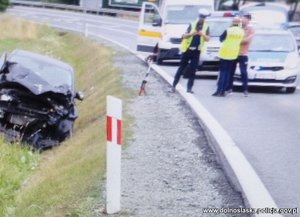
[0,49,83,150]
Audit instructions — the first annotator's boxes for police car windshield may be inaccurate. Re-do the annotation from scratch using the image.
[250,34,295,52]
[205,20,231,37]
[249,10,286,24]
[164,5,212,24]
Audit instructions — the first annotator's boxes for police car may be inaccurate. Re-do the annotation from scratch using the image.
[287,22,300,50]
[233,28,300,93]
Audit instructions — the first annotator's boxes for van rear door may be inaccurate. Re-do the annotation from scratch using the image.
[137,2,161,54]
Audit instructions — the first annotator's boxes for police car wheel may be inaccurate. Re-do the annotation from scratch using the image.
[156,50,164,65]
[157,57,163,65]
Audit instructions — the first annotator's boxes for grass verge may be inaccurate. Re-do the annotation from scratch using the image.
[0,15,134,217]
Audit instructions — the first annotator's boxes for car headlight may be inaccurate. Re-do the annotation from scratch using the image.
[0,94,12,101]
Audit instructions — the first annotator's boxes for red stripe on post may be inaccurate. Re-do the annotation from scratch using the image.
[107,116,112,142]
[117,119,122,145]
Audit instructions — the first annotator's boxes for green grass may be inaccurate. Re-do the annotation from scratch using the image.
[0,141,39,217]
[0,16,134,217]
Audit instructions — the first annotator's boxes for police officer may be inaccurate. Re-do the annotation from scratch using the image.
[212,16,244,97]
[171,8,210,94]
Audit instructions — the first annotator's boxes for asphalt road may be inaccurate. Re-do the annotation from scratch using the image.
[7,6,300,213]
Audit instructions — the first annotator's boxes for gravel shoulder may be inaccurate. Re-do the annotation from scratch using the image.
[95,43,250,217]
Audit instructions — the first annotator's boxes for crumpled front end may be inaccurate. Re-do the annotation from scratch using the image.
[0,84,77,150]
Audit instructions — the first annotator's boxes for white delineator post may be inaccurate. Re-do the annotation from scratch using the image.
[106,96,122,214]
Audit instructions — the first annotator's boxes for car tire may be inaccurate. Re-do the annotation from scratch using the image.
[286,87,296,93]
[56,119,74,141]
[157,58,163,65]
[156,50,163,65]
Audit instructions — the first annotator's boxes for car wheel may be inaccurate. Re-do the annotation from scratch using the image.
[56,119,74,141]
[286,87,296,93]
[156,50,163,65]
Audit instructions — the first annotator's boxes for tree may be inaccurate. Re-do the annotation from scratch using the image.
[0,0,9,12]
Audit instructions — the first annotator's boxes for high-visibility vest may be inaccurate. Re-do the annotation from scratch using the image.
[218,26,244,60]
[180,21,208,53]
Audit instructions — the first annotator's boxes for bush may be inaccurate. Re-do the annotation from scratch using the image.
[0,0,9,12]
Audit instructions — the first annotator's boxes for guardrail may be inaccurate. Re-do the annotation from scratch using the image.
[10,0,140,19]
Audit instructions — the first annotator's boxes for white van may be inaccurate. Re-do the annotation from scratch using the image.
[137,0,214,64]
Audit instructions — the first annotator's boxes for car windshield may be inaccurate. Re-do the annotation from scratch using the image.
[10,54,72,88]
[242,7,288,24]
[164,5,212,24]
[250,34,295,52]
[205,20,231,37]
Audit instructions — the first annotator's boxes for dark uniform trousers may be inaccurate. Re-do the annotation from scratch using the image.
[172,49,200,90]
[226,55,249,91]
[216,59,235,94]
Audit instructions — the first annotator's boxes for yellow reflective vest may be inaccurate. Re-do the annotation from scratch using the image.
[218,26,244,60]
[180,21,208,53]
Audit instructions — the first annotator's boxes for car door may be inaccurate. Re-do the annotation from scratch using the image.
[137,2,162,54]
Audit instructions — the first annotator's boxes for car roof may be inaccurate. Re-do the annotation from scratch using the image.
[208,11,238,18]
[205,16,233,22]
[9,49,73,72]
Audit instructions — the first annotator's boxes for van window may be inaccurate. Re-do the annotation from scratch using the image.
[164,5,212,24]
[144,4,160,26]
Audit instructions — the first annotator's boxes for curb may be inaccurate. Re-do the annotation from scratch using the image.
[148,63,282,217]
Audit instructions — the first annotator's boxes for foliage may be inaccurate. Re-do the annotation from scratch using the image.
[0,0,9,12]
[0,141,39,217]
[0,16,133,217]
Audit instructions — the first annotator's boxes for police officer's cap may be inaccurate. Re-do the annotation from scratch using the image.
[198,8,210,19]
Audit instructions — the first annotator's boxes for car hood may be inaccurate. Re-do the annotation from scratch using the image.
[3,63,70,96]
[248,51,289,65]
